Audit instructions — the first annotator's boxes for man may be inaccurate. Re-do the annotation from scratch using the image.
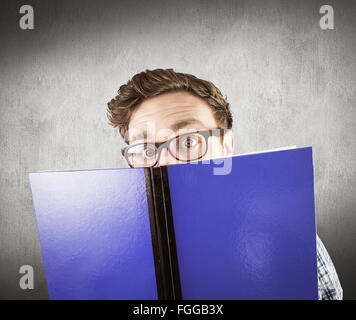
[107,68,343,300]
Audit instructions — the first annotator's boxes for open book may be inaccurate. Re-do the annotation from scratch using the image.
[29,147,318,299]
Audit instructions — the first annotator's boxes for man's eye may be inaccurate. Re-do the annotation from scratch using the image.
[143,148,156,158]
[181,136,198,148]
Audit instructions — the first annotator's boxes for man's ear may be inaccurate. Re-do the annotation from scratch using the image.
[223,130,234,156]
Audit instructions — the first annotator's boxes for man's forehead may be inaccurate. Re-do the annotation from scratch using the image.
[126,92,217,143]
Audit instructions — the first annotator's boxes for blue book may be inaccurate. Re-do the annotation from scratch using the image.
[29,147,318,300]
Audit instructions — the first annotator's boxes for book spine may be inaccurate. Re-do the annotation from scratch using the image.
[144,166,182,300]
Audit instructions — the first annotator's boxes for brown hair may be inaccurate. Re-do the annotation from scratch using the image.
[107,68,233,139]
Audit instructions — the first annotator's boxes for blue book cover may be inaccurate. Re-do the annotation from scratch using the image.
[29,147,318,300]
[29,168,158,300]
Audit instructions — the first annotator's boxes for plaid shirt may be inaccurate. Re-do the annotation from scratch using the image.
[316,234,343,300]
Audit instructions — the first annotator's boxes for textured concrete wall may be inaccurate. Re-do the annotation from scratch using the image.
[0,0,355,299]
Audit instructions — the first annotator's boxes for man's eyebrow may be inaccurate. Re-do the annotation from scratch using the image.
[130,129,147,140]
[128,130,147,143]
[170,119,205,131]
[128,118,205,143]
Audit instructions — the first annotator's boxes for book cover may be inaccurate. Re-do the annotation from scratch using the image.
[29,147,318,300]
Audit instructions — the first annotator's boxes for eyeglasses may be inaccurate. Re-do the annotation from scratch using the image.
[121,129,226,168]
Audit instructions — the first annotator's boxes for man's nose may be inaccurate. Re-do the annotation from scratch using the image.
[156,148,178,167]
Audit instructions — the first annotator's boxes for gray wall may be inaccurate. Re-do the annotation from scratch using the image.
[0,0,355,299]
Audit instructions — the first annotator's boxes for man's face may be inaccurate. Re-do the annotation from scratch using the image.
[126,91,234,167]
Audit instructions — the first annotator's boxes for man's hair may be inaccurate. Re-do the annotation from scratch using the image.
[107,68,233,139]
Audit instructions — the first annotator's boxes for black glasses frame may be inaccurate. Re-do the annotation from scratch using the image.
[121,128,227,168]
